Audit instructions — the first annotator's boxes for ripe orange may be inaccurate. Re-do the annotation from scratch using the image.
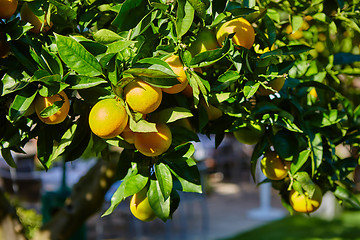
[0,29,10,58]
[130,188,157,222]
[124,79,162,114]
[216,17,255,49]
[188,28,219,56]
[120,123,135,144]
[233,121,265,145]
[134,123,172,157]
[20,3,53,34]
[163,55,188,94]
[0,0,18,19]
[257,77,285,96]
[182,83,193,98]
[289,184,322,213]
[260,151,290,180]
[34,90,70,125]
[88,98,128,139]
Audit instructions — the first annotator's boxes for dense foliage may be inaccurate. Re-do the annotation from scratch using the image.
[1,0,360,221]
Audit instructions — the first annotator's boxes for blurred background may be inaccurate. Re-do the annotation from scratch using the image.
[1,133,359,240]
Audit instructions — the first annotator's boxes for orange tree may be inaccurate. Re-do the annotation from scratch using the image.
[1,0,360,238]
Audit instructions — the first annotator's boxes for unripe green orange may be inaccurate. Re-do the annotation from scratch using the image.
[134,123,172,157]
[233,121,265,145]
[257,77,286,96]
[124,79,162,114]
[89,98,128,139]
[34,91,70,125]
[188,28,219,56]
[200,99,223,121]
[216,17,255,49]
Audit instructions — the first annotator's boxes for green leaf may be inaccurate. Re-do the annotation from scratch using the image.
[251,137,269,182]
[271,130,299,160]
[37,127,55,169]
[309,132,323,174]
[321,110,347,127]
[55,34,103,77]
[103,165,148,217]
[8,85,37,122]
[294,171,315,198]
[151,107,193,124]
[260,45,313,59]
[148,178,171,221]
[39,100,64,118]
[190,36,231,67]
[1,71,31,96]
[290,149,311,174]
[166,157,202,193]
[1,149,17,168]
[40,46,64,76]
[62,115,92,162]
[187,0,208,19]
[334,185,360,209]
[291,15,303,32]
[155,162,173,200]
[125,58,179,82]
[263,14,276,46]
[111,0,148,31]
[106,39,136,54]
[93,29,123,44]
[129,117,157,133]
[34,74,69,97]
[123,174,149,197]
[50,124,77,161]
[212,70,240,92]
[130,9,159,39]
[243,81,260,98]
[66,75,107,90]
[176,0,195,38]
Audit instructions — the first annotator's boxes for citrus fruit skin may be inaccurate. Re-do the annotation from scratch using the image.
[257,77,286,96]
[0,0,18,19]
[134,123,172,157]
[163,55,188,94]
[200,99,223,121]
[289,185,322,213]
[121,123,135,144]
[34,91,70,125]
[130,189,157,222]
[20,2,53,34]
[216,17,255,49]
[233,122,265,145]
[124,79,162,114]
[260,151,290,180]
[188,28,219,56]
[89,98,128,139]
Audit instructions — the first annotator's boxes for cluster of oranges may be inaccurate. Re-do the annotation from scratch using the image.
[5,7,320,219]
[260,150,322,213]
